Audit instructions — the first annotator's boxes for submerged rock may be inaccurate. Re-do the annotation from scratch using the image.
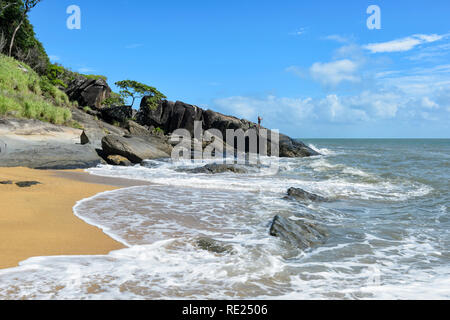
[269,215,327,250]
[195,237,234,254]
[285,187,328,202]
[0,180,13,185]
[16,181,41,188]
[183,163,248,174]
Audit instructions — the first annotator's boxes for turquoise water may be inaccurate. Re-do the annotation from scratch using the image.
[0,139,448,299]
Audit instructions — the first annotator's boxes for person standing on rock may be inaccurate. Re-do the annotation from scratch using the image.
[258,116,263,131]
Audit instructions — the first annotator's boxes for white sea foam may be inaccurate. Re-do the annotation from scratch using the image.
[86,157,432,202]
[308,144,337,156]
[0,142,447,300]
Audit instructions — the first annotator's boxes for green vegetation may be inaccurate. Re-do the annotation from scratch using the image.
[0,0,48,75]
[0,54,73,125]
[115,80,166,109]
[84,74,107,81]
[154,127,164,135]
[6,0,42,57]
[0,1,166,128]
[70,120,84,130]
[103,92,125,107]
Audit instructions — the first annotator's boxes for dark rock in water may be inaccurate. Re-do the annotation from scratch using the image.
[16,181,41,188]
[106,155,132,166]
[285,187,327,202]
[278,136,319,158]
[269,215,327,250]
[100,105,133,124]
[0,180,13,185]
[66,77,111,109]
[80,131,90,145]
[184,163,247,174]
[101,134,170,164]
[196,237,234,254]
[136,98,319,158]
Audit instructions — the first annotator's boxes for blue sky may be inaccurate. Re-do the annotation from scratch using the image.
[30,0,450,138]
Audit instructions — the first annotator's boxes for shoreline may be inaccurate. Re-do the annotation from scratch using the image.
[0,167,149,270]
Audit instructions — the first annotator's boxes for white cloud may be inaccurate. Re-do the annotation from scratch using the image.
[408,43,450,61]
[421,97,439,109]
[213,95,316,124]
[78,67,95,73]
[49,55,60,62]
[364,33,445,53]
[285,65,306,78]
[125,43,143,49]
[323,34,354,44]
[289,27,307,36]
[211,81,450,130]
[310,59,361,87]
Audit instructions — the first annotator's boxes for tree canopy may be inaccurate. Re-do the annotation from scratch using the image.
[115,80,166,109]
[0,0,48,74]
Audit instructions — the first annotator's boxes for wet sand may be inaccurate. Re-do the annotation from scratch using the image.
[0,167,149,269]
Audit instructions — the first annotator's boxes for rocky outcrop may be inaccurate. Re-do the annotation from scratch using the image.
[71,107,128,149]
[195,237,234,254]
[183,163,248,174]
[0,118,104,169]
[124,120,152,137]
[101,134,170,164]
[66,77,111,109]
[285,187,328,202]
[269,215,327,250]
[137,98,319,158]
[100,105,133,124]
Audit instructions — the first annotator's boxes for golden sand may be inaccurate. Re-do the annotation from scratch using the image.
[0,167,131,269]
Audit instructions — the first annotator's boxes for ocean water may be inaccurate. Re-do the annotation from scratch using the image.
[0,139,449,299]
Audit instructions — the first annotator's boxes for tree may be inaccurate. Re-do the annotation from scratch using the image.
[0,0,48,72]
[0,1,16,15]
[115,80,166,109]
[8,0,41,57]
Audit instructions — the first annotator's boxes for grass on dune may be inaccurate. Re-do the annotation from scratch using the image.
[0,54,73,125]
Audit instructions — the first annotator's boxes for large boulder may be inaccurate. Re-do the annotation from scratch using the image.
[136,98,319,158]
[101,134,170,163]
[124,120,152,137]
[100,105,133,124]
[269,215,327,250]
[285,187,328,202]
[66,77,111,109]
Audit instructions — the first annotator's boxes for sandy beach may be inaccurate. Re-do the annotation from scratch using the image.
[0,167,148,270]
